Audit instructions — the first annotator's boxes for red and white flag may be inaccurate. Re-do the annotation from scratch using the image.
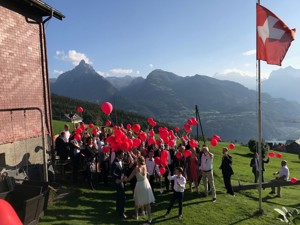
[256,3,296,66]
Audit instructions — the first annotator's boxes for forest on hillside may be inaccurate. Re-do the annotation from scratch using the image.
[51,94,173,132]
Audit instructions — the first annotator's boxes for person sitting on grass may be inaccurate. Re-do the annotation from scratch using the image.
[164,167,186,220]
[269,160,289,198]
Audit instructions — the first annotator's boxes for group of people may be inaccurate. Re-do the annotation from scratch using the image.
[250,152,290,197]
[54,122,289,223]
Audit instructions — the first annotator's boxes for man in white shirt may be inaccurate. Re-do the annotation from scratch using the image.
[269,160,289,197]
[200,146,217,202]
[146,150,161,190]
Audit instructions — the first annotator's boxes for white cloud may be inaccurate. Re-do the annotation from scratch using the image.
[136,70,140,75]
[53,69,63,75]
[56,50,92,65]
[109,68,134,75]
[222,68,255,77]
[96,70,109,76]
[243,49,256,56]
[149,64,154,68]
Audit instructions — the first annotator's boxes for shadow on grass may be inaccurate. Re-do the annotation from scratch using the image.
[233,152,254,158]
[228,211,264,225]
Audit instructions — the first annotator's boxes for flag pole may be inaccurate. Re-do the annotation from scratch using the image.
[257,0,263,213]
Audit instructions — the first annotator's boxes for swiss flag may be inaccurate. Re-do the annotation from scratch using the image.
[257,3,296,66]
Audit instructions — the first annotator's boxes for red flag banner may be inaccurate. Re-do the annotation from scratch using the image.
[256,3,296,66]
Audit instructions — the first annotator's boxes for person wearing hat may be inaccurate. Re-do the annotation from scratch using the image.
[164,167,186,220]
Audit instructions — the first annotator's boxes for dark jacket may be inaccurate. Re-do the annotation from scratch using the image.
[111,158,124,182]
[250,157,269,173]
[220,155,234,177]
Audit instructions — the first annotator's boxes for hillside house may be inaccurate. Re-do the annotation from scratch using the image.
[286,139,300,154]
[0,0,64,181]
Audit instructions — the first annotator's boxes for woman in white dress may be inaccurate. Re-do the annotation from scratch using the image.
[126,156,155,223]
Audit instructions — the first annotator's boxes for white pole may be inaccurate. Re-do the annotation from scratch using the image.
[257,0,263,212]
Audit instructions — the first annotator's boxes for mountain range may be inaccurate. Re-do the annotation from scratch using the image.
[50,60,300,143]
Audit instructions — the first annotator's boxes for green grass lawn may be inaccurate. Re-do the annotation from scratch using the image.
[52,120,74,135]
[42,125,300,225]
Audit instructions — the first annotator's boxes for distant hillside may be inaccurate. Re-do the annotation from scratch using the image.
[50,62,300,143]
[51,94,172,132]
[262,66,300,103]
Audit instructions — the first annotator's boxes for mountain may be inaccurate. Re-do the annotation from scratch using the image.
[213,72,257,90]
[50,63,300,143]
[117,69,300,142]
[262,66,300,103]
[51,60,118,103]
[106,75,143,90]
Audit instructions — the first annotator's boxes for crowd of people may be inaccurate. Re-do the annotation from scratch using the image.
[54,122,290,223]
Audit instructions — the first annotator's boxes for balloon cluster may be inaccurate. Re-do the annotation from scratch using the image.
[154,150,169,175]
[268,152,282,158]
[147,118,157,127]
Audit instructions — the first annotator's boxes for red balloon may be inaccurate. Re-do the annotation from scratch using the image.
[149,130,155,137]
[77,106,83,113]
[184,124,191,132]
[121,141,129,150]
[210,139,218,147]
[175,151,183,159]
[101,102,113,115]
[154,157,161,165]
[92,128,98,134]
[229,143,235,150]
[191,117,198,126]
[159,167,166,175]
[132,124,141,133]
[148,137,155,145]
[150,121,157,127]
[133,138,142,148]
[182,135,188,140]
[291,177,298,184]
[89,123,94,128]
[156,139,162,146]
[102,146,110,153]
[126,124,131,130]
[74,134,81,141]
[76,128,82,134]
[0,199,23,225]
[159,130,169,140]
[168,140,175,147]
[212,135,220,141]
[107,135,116,144]
[183,150,192,158]
[148,118,154,124]
[268,152,275,157]
[175,127,180,132]
[189,139,198,148]
[161,161,167,168]
[106,120,112,126]
[80,124,86,131]
[187,119,193,125]
[276,153,282,158]
[139,132,147,141]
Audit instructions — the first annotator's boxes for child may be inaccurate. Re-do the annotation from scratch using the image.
[164,167,186,220]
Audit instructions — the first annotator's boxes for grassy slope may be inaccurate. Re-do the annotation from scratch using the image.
[41,125,300,225]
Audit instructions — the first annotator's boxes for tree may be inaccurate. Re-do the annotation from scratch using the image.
[248,139,257,153]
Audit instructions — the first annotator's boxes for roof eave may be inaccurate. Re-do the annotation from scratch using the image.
[25,0,65,20]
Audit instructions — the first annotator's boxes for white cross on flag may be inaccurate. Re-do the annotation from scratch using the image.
[256,3,296,66]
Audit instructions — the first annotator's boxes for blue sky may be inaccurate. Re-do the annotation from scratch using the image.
[44,0,300,80]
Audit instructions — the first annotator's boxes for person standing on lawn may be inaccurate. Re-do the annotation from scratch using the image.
[164,167,186,220]
[219,147,234,196]
[111,150,127,219]
[200,146,217,202]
